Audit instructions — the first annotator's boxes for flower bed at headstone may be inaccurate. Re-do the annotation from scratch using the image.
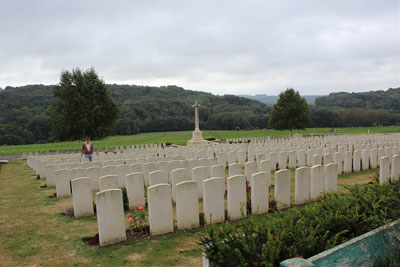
[126,206,150,236]
[83,206,150,247]
[200,179,400,267]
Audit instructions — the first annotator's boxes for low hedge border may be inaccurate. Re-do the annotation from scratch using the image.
[200,179,400,267]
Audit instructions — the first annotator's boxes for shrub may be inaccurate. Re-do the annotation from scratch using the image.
[200,180,400,267]
[126,206,149,235]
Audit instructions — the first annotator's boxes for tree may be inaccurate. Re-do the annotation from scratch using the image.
[269,88,311,135]
[310,107,343,127]
[49,67,119,141]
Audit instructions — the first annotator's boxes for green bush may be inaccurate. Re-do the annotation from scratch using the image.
[200,180,400,267]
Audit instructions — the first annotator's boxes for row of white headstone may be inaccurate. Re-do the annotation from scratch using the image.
[28,143,397,199]
[56,152,400,247]
[25,134,400,247]
[69,162,339,246]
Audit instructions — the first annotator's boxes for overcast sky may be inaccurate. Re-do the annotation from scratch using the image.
[0,0,399,95]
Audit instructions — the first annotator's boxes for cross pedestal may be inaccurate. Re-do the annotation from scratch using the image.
[187,100,208,146]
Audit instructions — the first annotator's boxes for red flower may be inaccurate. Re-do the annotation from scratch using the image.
[147,214,149,217]
[138,206,144,211]
[126,213,130,217]
[129,218,133,223]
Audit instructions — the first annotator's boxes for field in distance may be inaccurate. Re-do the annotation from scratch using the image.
[1,126,400,156]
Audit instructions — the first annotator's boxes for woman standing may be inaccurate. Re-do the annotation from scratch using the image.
[82,137,94,162]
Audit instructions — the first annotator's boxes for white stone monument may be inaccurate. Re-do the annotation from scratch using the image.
[187,100,208,146]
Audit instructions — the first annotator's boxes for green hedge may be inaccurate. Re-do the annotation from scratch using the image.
[200,180,400,267]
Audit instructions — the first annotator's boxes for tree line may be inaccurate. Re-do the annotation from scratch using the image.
[0,68,399,146]
[311,88,400,128]
[0,70,271,145]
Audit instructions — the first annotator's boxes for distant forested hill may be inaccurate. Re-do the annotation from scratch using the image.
[315,87,400,110]
[0,84,270,145]
[241,94,321,105]
[311,87,400,128]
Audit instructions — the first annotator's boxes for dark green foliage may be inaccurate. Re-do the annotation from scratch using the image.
[0,83,270,145]
[0,84,54,145]
[241,94,320,105]
[269,88,311,134]
[310,107,343,128]
[315,87,400,110]
[337,108,389,127]
[314,87,400,127]
[109,86,270,133]
[200,180,400,267]
[121,187,129,211]
[49,68,119,141]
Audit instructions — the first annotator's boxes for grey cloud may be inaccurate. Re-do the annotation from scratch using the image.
[0,0,398,95]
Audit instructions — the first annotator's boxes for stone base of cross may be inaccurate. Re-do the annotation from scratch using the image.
[187,129,208,146]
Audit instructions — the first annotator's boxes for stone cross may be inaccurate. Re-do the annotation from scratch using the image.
[193,100,200,131]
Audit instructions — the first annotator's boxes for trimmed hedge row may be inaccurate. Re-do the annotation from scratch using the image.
[200,180,400,267]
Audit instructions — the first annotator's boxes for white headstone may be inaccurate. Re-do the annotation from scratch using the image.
[297,150,306,167]
[323,153,333,165]
[115,164,130,188]
[310,165,325,200]
[333,152,343,175]
[211,164,225,179]
[71,177,94,218]
[229,163,242,177]
[86,166,101,191]
[192,166,208,198]
[251,172,269,215]
[102,165,116,176]
[143,162,156,187]
[344,151,352,173]
[55,169,72,197]
[312,154,322,166]
[370,149,378,169]
[245,161,257,182]
[278,151,287,170]
[171,168,189,202]
[295,167,310,205]
[379,156,391,184]
[96,189,126,246]
[126,172,145,209]
[149,170,168,186]
[324,163,338,193]
[288,150,297,168]
[130,163,144,174]
[203,177,225,224]
[361,150,370,171]
[353,150,361,172]
[391,155,400,182]
[227,175,247,220]
[275,169,291,210]
[258,160,272,187]
[100,175,119,191]
[175,181,200,230]
[148,184,174,235]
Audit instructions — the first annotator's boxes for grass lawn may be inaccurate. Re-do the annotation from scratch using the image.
[1,126,400,156]
[0,159,379,266]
